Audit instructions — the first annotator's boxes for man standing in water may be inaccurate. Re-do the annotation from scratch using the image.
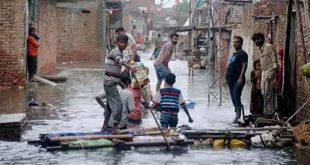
[154,33,179,91]
[27,27,40,82]
[226,36,248,123]
[103,35,136,134]
[115,27,138,62]
[252,32,278,116]
[151,33,163,60]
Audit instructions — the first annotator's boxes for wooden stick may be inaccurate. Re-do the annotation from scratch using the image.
[131,73,176,158]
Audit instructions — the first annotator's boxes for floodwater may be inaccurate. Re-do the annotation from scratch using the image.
[0,52,302,164]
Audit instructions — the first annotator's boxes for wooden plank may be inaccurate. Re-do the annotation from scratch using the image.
[46,140,194,151]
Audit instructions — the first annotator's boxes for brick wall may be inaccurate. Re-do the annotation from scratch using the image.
[56,3,103,63]
[36,0,57,74]
[252,0,288,59]
[229,3,255,80]
[0,0,26,88]
[238,0,310,121]
[295,1,310,122]
[273,16,287,51]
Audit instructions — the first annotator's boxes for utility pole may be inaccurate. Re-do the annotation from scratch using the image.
[283,0,294,116]
[207,0,223,106]
[189,0,192,51]
[101,1,107,64]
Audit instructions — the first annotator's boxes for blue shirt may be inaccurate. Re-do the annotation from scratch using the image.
[226,49,248,84]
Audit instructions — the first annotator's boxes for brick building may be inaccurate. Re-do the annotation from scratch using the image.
[229,0,310,121]
[294,0,310,122]
[34,0,58,74]
[0,0,107,88]
[247,0,310,121]
[210,0,309,121]
[0,0,27,87]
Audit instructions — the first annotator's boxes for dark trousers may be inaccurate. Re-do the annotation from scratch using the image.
[27,56,37,78]
[228,81,245,109]
[103,84,122,125]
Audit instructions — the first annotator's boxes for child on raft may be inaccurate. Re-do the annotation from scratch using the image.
[152,73,193,129]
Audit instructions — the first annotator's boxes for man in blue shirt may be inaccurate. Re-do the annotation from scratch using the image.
[226,36,248,123]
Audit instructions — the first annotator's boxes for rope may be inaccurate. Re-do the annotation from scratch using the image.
[71,136,85,151]
[258,134,267,148]
[222,133,229,148]
[282,97,310,126]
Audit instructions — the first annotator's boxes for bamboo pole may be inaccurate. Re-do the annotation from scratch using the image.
[46,140,194,151]
[185,134,255,139]
[131,73,176,158]
[49,134,133,142]
[194,126,289,132]
[34,75,57,86]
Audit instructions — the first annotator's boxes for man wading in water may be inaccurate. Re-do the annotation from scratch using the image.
[154,33,179,91]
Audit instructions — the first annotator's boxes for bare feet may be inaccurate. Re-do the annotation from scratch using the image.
[101,125,110,132]
[95,96,106,109]
[112,126,118,135]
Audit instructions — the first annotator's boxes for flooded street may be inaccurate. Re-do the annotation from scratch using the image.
[0,53,298,164]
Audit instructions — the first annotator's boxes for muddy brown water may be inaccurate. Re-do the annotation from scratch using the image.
[0,53,303,164]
